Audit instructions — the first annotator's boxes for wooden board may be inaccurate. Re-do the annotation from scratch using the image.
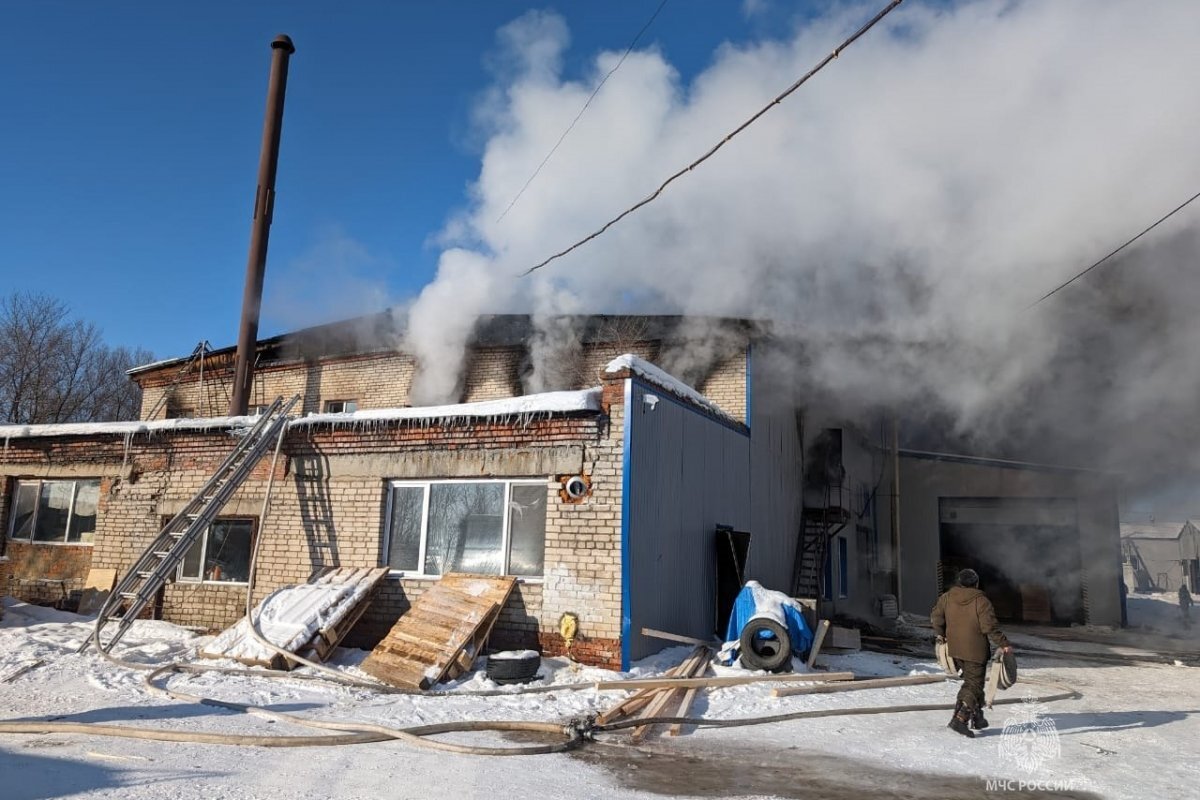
[806,620,831,668]
[199,566,389,670]
[360,573,516,690]
[76,568,118,616]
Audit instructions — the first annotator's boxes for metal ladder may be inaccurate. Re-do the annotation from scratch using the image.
[791,482,849,599]
[80,394,300,654]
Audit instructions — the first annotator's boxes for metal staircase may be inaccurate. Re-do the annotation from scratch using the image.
[791,482,849,599]
[80,395,299,654]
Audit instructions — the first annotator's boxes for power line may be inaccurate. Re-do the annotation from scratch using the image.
[520,0,906,277]
[495,0,670,225]
[1028,187,1200,308]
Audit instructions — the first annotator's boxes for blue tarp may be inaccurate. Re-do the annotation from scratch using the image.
[723,581,814,658]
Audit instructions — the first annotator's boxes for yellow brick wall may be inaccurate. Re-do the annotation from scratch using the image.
[136,336,748,424]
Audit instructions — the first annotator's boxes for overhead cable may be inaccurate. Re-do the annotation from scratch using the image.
[520,0,906,276]
[495,0,671,224]
[1028,187,1200,308]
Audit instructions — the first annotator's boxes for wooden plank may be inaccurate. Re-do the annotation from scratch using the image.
[806,620,831,668]
[361,574,515,689]
[76,568,118,615]
[669,654,710,737]
[596,647,701,724]
[630,685,682,744]
[595,670,854,691]
[631,647,708,742]
[772,673,946,697]
[640,627,717,647]
[0,659,45,684]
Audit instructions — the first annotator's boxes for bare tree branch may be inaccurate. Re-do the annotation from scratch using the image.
[0,292,152,424]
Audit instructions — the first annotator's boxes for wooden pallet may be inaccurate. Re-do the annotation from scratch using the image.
[360,573,516,690]
[199,566,389,670]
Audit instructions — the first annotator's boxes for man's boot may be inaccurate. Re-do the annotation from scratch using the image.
[948,702,975,738]
[971,707,989,730]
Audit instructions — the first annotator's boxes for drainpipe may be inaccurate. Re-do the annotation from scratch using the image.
[229,35,295,416]
[890,414,902,608]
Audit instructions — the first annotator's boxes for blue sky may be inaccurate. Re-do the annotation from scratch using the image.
[0,0,799,359]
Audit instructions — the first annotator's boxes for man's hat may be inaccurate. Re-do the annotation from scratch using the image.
[956,568,979,587]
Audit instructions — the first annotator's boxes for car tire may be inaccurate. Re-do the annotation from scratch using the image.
[485,651,542,685]
[739,619,792,672]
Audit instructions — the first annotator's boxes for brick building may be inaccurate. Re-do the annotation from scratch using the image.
[0,312,1125,670]
[0,313,773,669]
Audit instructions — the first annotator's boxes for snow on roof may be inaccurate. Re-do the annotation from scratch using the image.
[1121,520,1199,540]
[604,354,732,421]
[290,388,602,429]
[0,389,604,442]
[0,415,259,441]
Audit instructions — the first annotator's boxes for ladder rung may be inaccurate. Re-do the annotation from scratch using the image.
[153,551,171,558]
[119,592,140,600]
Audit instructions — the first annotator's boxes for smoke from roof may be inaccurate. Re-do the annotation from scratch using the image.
[403,0,1200,505]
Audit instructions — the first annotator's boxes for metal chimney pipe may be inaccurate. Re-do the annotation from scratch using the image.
[229,34,295,416]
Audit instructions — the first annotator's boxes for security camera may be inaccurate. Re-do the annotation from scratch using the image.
[643,393,660,410]
[563,475,589,500]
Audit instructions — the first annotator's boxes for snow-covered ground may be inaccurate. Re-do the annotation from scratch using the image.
[2,597,1198,800]
[1126,591,1197,639]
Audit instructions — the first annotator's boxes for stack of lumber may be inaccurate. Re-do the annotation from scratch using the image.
[598,646,712,741]
[200,566,389,670]
[361,573,516,690]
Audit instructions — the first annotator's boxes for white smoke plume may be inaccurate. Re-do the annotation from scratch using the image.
[404,0,1200,498]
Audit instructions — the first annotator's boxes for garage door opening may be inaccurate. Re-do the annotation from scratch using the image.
[938,497,1085,625]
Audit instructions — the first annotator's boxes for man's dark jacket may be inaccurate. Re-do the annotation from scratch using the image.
[931,586,1010,663]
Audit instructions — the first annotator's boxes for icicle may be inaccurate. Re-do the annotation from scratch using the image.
[120,431,133,476]
[2,435,8,463]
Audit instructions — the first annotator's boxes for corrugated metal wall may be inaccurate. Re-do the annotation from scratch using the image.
[625,379,751,662]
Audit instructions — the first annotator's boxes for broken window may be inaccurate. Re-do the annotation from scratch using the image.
[177,518,254,584]
[6,479,100,544]
[323,400,358,414]
[383,480,547,577]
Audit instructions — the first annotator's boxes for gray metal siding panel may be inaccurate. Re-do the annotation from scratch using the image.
[626,382,750,661]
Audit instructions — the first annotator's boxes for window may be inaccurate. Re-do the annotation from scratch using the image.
[323,400,358,414]
[384,480,546,577]
[166,406,195,419]
[6,479,100,544]
[177,518,254,583]
[248,404,272,416]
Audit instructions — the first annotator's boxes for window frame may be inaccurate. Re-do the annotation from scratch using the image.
[382,478,547,581]
[5,478,100,546]
[174,517,257,586]
[323,399,359,414]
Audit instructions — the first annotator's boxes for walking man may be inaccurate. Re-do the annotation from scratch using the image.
[932,568,1012,738]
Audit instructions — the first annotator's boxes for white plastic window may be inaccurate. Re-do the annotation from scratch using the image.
[383,480,547,578]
